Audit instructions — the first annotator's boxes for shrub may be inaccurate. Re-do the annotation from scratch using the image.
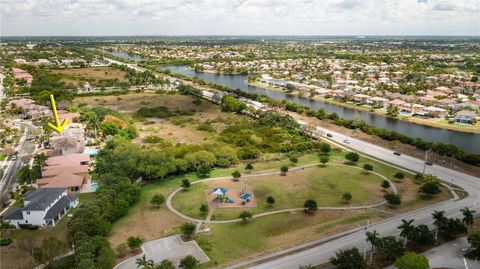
[345,152,360,163]
[182,179,191,188]
[394,172,405,180]
[115,243,128,257]
[18,224,40,230]
[384,192,401,207]
[382,180,391,189]
[181,223,196,239]
[239,211,253,223]
[127,236,144,250]
[179,255,199,269]
[0,238,12,246]
[304,199,318,212]
[342,192,352,203]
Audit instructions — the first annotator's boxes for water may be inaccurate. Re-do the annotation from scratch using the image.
[160,65,480,153]
[110,51,145,62]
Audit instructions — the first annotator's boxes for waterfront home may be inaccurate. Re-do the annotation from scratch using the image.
[419,106,448,118]
[418,96,437,106]
[388,99,408,108]
[2,188,79,228]
[454,110,476,124]
[369,97,389,108]
[352,94,371,104]
[331,89,346,99]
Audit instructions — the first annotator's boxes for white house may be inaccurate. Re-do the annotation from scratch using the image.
[2,188,79,228]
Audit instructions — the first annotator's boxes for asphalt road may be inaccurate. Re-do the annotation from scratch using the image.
[0,127,35,204]
[237,128,480,269]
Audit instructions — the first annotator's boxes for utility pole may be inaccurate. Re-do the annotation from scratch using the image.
[363,219,370,259]
[423,149,429,174]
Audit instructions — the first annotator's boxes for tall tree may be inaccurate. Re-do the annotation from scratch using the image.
[330,247,367,269]
[398,219,415,246]
[461,207,476,226]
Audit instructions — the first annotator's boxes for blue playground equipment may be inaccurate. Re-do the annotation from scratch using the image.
[240,193,252,200]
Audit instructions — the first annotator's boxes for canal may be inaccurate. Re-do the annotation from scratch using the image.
[160,65,480,154]
[108,51,480,153]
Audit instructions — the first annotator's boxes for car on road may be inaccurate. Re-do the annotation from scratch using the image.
[426,161,433,166]
[393,151,401,156]
[343,139,350,144]
[326,133,332,138]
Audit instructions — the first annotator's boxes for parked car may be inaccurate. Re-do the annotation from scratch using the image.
[393,151,401,156]
[426,161,433,166]
[326,133,333,138]
[343,139,350,144]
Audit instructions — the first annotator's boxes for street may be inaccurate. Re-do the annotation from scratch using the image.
[0,126,36,206]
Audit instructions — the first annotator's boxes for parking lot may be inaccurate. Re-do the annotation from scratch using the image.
[114,235,209,269]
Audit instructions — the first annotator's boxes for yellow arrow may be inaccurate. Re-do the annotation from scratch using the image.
[47,94,68,133]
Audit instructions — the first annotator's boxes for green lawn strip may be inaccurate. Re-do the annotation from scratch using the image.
[196,211,380,268]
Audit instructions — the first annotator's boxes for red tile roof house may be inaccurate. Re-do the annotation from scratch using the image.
[12,68,33,86]
[37,154,91,194]
[49,137,86,156]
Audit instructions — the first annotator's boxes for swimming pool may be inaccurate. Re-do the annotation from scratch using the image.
[90,182,99,192]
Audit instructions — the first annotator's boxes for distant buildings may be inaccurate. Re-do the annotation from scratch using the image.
[11,68,33,86]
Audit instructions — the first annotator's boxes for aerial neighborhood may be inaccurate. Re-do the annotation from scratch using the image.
[0,36,480,269]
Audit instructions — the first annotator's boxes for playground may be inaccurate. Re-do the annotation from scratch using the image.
[205,187,257,209]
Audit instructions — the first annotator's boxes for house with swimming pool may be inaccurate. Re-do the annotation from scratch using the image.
[36,153,91,194]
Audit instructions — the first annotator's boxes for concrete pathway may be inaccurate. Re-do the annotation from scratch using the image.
[166,163,398,224]
[114,235,209,269]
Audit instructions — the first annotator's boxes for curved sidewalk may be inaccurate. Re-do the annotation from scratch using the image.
[166,163,398,224]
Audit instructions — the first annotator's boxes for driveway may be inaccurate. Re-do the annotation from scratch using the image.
[114,235,209,269]
[385,236,478,269]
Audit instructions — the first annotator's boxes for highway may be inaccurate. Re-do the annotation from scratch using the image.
[239,128,480,269]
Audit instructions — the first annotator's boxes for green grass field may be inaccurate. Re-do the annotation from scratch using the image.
[172,165,387,220]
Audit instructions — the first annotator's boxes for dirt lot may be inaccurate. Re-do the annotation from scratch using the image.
[51,67,129,86]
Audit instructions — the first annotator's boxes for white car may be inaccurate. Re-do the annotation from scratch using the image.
[343,139,350,144]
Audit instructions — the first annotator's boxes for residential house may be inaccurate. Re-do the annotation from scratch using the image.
[369,97,389,108]
[12,68,33,86]
[49,137,85,156]
[38,154,91,193]
[454,110,476,125]
[2,188,78,228]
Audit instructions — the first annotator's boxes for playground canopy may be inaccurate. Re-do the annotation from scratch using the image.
[212,188,228,196]
[240,193,252,201]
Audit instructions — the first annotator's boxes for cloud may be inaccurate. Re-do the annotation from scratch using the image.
[0,0,479,35]
[432,3,456,11]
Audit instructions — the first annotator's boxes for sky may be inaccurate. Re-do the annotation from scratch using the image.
[1,0,479,36]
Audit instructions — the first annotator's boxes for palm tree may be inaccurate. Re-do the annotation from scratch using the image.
[398,219,415,246]
[461,207,476,226]
[432,210,446,240]
[136,255,154,269]
[365,230,380,264]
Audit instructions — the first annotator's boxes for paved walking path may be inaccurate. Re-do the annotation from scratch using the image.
[166,163,398,224]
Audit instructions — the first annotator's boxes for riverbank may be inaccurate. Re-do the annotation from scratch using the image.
[248,81,480,134]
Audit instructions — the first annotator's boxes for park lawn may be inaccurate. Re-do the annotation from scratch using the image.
[172,165,387,220]
[50,67,129,87]
[0,192,96,269]
[196,210,385,268]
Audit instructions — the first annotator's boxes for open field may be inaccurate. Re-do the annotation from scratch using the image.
[172,165,388,220]
[0,192,96,269]
[50,67,129,87]
[75,93,244,145]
